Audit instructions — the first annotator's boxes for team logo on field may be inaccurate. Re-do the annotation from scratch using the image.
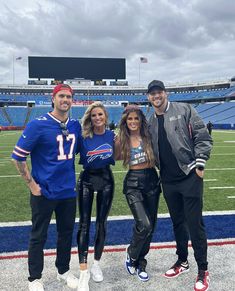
[87,143,113,163]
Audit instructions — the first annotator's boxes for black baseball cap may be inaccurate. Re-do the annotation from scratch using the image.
[147,80,166,93]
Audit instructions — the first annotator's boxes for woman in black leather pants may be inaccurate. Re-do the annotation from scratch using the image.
[77,102,115,291]
[115,105,161,282]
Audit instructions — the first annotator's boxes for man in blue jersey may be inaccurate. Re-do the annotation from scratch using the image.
[12,84,81,291]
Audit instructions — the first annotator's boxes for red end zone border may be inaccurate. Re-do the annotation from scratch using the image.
[1,239,235,260]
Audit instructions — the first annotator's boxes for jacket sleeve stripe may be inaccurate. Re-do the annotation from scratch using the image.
[196,158,206,164]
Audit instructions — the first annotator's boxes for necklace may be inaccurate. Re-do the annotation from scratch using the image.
[131,135,142,143]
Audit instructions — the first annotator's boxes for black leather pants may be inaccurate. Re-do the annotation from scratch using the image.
[123,167,161,268]
[77,167,114,263]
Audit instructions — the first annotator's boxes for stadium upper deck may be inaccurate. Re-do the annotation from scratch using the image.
[0,78,232,93]
[0,78,234,104]
[0,79,235,129]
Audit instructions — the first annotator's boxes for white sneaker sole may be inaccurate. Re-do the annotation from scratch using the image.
[137,275,149,282]
[91,275,103,283]
[164,268,190,279]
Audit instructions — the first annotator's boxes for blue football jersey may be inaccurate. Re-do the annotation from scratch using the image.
[12,113,82,200]
[79,130,115,169]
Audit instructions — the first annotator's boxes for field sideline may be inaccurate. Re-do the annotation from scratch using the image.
[0,212,235,290]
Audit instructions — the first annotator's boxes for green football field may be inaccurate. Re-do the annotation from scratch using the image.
[0,130,235,222]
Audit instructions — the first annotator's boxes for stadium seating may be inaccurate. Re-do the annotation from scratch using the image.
[0,108,10,126]
[198,102,235,124]
[1,101,234,128]
[0,84,235,129]
[5,107,28,126]
[1,85,235,104]
[28,107,51,122]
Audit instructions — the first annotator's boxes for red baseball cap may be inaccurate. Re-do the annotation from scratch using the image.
[52,84,73,96]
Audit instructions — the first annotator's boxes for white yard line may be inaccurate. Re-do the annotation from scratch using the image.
[76,168,231,175]
[214,130,235,133]
[211,153,235,155]
[213,142,235,145]
[227,196,235,198]
[209,186,235,189]
[1,210,235,227]
[0,175,21,178]
[206,168,235,171]
[212,146,235,147]
[0,133,18,137]
[1,168,235,179]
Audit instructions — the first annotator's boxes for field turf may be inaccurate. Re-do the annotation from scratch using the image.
[0,130,234,222]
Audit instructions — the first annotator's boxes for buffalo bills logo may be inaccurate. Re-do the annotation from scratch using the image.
[87,143,113,163]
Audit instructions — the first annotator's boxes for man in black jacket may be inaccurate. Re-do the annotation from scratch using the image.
[147,80,213,291]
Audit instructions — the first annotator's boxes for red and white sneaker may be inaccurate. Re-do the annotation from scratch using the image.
[164,260,189,278]
[194,270,210,291]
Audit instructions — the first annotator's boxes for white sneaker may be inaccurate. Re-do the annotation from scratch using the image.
[77,270,90,291]
[28,279,44,291]
[57,270,79,289]
[90,261,103,282]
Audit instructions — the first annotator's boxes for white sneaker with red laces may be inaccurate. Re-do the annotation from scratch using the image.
[164,260,189,278]
[194,270,210,291]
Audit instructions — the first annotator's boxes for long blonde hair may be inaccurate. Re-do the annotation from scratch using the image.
[82,101,109,138]
[118,105,155,168]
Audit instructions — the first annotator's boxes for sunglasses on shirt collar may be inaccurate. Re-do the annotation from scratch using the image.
[60,122,69,137]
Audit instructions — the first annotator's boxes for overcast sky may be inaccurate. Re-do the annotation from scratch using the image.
[0,0,234,86]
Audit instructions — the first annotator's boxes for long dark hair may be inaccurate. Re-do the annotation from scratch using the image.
[118,105,155,167]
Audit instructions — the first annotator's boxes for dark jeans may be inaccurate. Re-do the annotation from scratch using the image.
[77,167,114,263]
[123,168,161,267]
[28,194,76,280]
[162,170,208,270]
